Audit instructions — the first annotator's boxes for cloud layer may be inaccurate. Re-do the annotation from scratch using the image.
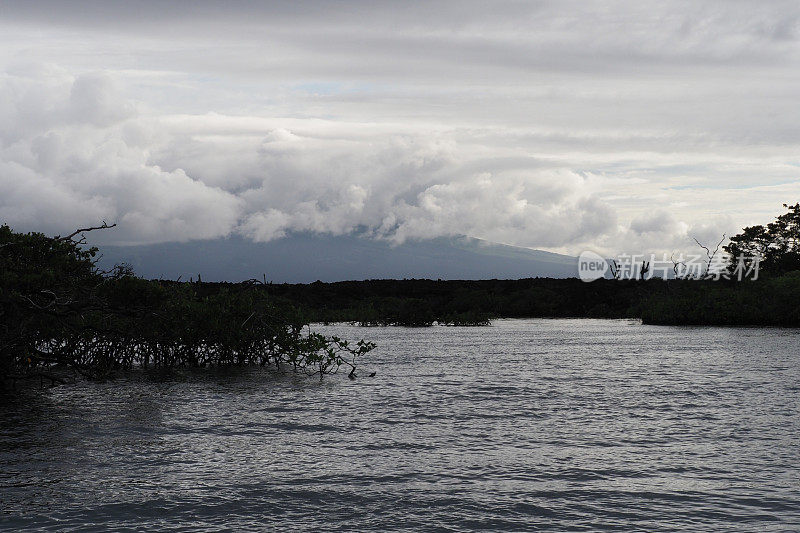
[2,1,800,254]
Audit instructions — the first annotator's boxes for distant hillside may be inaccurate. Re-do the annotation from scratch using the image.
[96,233,577,282]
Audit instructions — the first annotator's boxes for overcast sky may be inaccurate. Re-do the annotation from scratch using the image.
[2,0,800,254]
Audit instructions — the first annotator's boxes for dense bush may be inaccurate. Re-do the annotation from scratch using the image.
[257,278,659,324]
[641,274,800,326]
[0,225,374,385]
[240,275,800,327]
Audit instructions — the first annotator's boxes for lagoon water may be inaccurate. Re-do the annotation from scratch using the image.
[2,319,800,531]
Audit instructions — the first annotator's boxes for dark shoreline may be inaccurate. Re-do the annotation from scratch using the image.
[181,274,800,327]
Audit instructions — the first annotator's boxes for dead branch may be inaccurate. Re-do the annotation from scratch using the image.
[640,260,650,279]
[693,234,726,278]
[608,259,621,280]
[671,253,687,279]
[57,221,117,242]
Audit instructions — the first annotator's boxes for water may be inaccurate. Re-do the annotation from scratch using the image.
[2,319,800,531]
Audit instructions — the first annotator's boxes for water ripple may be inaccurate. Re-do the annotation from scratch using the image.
[2,319,800,531]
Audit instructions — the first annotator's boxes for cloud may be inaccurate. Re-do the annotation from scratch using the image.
[0,69,242,244]
[630,210,685,236]
[0,67,622,249]
[69,72,135,126]
[1,1,800,255]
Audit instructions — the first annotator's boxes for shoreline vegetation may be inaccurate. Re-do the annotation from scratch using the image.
[1,224,375,387]
[4,203,800,386]
[177,202,800,328]
[192,274,800,328]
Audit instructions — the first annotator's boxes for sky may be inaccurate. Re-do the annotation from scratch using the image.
[2,0,800,256]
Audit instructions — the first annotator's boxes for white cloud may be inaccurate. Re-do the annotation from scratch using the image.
[0,70,242,244]
[1,1,800,256]
[0,70,624,249]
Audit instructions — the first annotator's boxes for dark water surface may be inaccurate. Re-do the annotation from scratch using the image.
[2,319,800,531]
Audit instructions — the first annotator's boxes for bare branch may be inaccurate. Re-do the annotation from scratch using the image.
[670,253,687,279]
[693,234,726,278]
[607,259,620,280]
[56,221,117,242]
[693,237,711,257]
[639,260,650,279]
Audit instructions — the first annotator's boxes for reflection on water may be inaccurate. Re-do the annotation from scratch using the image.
[2,319,800,531]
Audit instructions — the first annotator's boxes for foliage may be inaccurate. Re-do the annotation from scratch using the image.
[226,274,800,327]
[9,199,800,387]
[231,277,658,324]
[725,203,800,275]
[0,225,374,385]
[641,274,800,326]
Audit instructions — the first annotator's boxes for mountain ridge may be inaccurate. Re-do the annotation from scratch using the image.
[96,233,578,283]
